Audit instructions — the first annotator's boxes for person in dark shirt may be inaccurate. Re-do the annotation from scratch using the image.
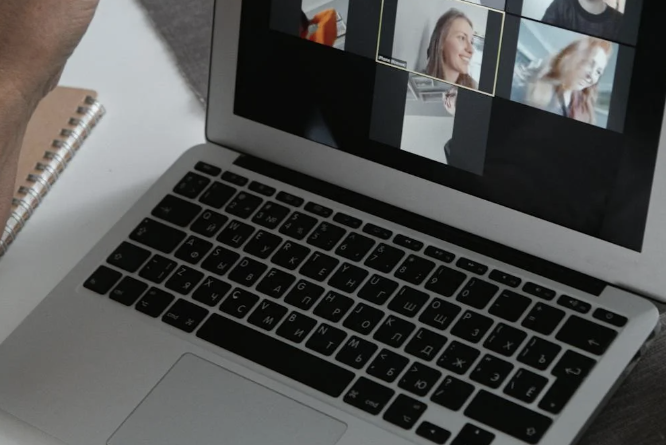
[542,0,623,41]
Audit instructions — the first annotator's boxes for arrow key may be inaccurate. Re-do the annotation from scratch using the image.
[416,421,451,444]
[383,394,427,430]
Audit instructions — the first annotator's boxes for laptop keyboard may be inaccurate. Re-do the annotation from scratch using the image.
[83,162,628,445]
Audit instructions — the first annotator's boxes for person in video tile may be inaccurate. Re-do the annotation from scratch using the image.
[513,36,613,125]
[299,9,338,47]
[424,9,479,90]
[542,0,623,41]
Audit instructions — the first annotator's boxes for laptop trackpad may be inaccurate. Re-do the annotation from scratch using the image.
[108,354,347,445]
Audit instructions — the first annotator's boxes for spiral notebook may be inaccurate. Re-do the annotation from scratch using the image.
[0,86,106,257]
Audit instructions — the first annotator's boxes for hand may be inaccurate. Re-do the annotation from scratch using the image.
[443,88,458,116]
[0,0,100,106]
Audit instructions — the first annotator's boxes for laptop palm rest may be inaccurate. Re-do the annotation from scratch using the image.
[107,353,347,445]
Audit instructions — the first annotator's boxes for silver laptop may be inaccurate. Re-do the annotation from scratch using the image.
[1,0,664,444]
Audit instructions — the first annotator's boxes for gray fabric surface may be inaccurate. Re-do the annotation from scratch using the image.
[134,0,666,442]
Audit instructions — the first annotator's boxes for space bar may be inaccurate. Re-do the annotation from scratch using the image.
[196,314,355,397]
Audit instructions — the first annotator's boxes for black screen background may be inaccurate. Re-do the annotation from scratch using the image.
[234,0,666,252]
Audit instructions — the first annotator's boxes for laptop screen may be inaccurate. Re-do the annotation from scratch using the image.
[233,0,664,253]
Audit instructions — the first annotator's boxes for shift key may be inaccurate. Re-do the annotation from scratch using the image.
[465,390,553,444]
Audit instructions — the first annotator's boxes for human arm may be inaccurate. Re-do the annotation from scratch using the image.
[0,0,100,231]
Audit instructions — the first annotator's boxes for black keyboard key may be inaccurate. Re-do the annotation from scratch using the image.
[484,323,527,357]
[199,182,237,209]
[300,252,339,282]
[367,349,410,383]
[173,172,210,199]
[431,375,475,411]
[306,323,347,356]
[84,266,122,294]
[225,192,263,219]
[248,181,275,197]
[243,230,283,259]
[192,277,231,307]
[344,377,395,416]
[424,246,455,263]
[400,362,442,396]
[488,269,521,288]
[388,286,429,318]
[417,422,451,444]
[139,255,177,284]
[271,241,311,270]
[248,300,289,331]
[363,223,392,240]
[364,243,405,274]
[489,290,532,323]
[504,368,548,403]
[279,212,318,240]
[456,258,488,275]
[456,278,498,310]
[284,280,324,310]
[221,171,248,186]
[593,308,628,328]
[373,315,416,348]
[228,257,268,287]
[276,312,317,343]
[190,210,228,238]
[152,194,201,227]
[405,328,447,362]
[393,234,424,252]
[437,341,480,375]
[451,424,495,445]
[465,390,552,444]
[219,288,260,318]
[201,246,240,276]
[130,218,187,254]
[558,295,592,314]
[110,277,149,306]
[358,275,398,306]
[523,282,556,300]
[333,213,362,229]
[107,242,151,273]
[304,202,333,218]
[336,336,378,369]
[470,355,513,389]
[175,236,213,265]
[522,302,565,336]
[451,311,493,344]
[335,232,375,262]
[197,314,355,397]
[307,222,346,251]
[251,201,290,229]
[425,266,467,298]
[217,220,255,248]
[328,263,368,293]
[383,394,427,430]
[313,291,354,322]
[194,161,221,177]
[135,287,175,318]
[419,298,462,331]
[343,303,385,335]
[162,299,209,333]
[276,191,304,207]
[165,265,205,295]
[395,255,435,285]
[518,337,562,371]
[256,268,295,299]
[539,350,596,414]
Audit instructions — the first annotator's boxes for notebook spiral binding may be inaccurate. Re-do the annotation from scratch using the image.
[0,96,106,257]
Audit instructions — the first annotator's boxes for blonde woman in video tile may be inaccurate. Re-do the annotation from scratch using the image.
[515,36,612,125]
[425,9,479,90]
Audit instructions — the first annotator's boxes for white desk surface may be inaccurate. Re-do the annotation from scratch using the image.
[0,0,205,440]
